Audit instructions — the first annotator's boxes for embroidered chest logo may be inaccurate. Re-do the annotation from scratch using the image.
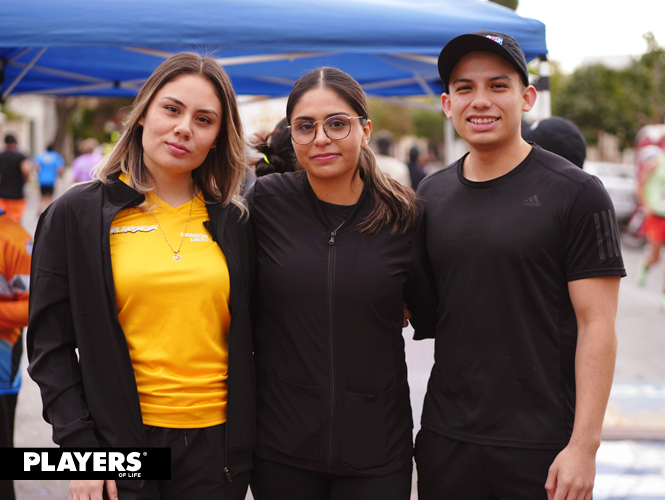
[110,225,158,234]
[182,232,210,242]
[523,195,541,207]
[110,226,210,243]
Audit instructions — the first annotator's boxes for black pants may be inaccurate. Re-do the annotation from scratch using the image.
[250,456,412,500]
[117,423,249,500]
[415,427,562,500]
[0,393,18,500]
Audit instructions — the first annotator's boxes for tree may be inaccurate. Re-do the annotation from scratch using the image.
[553,33,665,151]
[488,0,518,10]
[50,96,131,161]
[53,97,78,157]
[640,33,665,124]
[367,99,413,139]
[367,98,446,148]
[411,108,444,144]
[67,97,132,151]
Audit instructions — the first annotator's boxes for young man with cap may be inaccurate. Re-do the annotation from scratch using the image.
[413,31,625,500]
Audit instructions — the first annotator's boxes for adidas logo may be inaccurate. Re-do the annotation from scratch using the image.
[523,195,541,207]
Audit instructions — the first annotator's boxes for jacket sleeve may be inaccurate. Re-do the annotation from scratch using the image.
[244,184,260,352]
[27,207,100,448]
[404,204,439,340]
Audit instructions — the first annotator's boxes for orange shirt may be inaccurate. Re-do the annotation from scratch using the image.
[0,212,31,345]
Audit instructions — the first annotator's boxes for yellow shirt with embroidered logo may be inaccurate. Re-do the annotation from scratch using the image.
[110,178,231,428]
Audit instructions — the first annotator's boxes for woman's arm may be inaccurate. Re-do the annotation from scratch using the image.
[27,210,100,448]
[404,207,439,339]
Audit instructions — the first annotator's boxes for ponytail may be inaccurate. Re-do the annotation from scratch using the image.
[357,145,417,235]
[251,117,297,178]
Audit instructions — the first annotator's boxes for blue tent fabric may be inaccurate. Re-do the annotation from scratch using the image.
[0,0,547,98]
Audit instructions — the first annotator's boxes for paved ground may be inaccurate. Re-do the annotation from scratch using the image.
[11,174,665,499]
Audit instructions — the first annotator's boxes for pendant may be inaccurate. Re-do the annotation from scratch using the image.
[173,254,181,261]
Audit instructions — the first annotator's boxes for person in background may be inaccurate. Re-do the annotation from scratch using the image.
[33,143,65,212]
[0,206,32,500]
[635,146,665,309]
[247,67,429,500]
[27,52,255,500]
[422,143,443,174]
[414,30,624,500]
[407,145,426,189]
[374,132,412,187]
[522,116,587,168]
[70,138,103,183]
[0,134,32,224]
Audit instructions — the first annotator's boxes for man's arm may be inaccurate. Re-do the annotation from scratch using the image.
[545,275,620,500]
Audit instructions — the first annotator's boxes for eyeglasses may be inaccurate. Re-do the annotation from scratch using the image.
[288,115,365,145]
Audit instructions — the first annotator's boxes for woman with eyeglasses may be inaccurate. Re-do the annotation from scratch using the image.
[246,67,434,500]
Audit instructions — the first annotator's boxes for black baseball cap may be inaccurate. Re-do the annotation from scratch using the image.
[522,117,587,168]
[438,30,530,93]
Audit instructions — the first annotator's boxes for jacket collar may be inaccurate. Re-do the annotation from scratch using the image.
[102,171,146,215]
[101,171,234,237]
[302,172,372,231]
[202,194,229,244]
[101,171,236,251]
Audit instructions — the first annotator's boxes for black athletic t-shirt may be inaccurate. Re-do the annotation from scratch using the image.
[0,150,27,199]
[318,199,356,231]
[416,145,626,449]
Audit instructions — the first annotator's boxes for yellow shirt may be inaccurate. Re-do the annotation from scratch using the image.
[110,179,231,428]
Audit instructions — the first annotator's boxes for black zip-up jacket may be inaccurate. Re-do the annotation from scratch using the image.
[247,171,433,477]
[27,174,256,490]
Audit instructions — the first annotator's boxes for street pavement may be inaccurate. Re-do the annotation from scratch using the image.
[12,174,665,499]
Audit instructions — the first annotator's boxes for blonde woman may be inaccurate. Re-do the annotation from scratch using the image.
[28,52,255,500]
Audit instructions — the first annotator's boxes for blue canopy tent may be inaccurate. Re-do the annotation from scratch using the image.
[0,0,547,100]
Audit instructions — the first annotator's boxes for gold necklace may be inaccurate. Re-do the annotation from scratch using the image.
[150,196,194,261]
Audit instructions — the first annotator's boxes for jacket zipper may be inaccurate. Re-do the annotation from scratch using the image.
[326,221,344,472]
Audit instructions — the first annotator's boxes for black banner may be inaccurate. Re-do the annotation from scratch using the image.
[1,448,171,480]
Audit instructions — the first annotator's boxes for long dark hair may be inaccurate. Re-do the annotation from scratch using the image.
[286,67,417,235]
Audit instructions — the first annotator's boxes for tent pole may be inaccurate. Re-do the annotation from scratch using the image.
[2,47,47,101]
[28,78,147,96]
[537,56,551,119]
[444,116,456,166]
[413,73,437,99]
